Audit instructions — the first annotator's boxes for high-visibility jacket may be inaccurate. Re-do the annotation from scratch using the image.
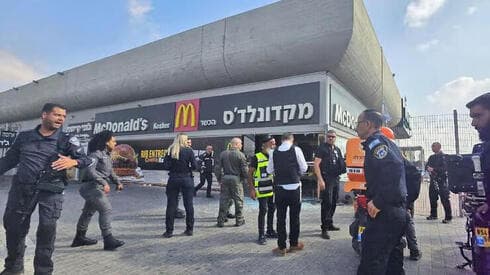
[254,152,274,198]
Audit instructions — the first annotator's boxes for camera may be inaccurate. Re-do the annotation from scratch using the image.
[445,147,489,273]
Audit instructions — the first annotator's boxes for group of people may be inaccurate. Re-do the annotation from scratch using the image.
[1,92,490,275]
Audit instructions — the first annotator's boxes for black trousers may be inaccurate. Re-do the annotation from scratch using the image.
[275,187,301,249]
[3,182,63,275]
[405,202,419,253]
[357,206,407,275]
[320,176,339,229]
[165,176,194,232]
[195,172,213,196]
[258,196,275,235]
[429,179,452,219]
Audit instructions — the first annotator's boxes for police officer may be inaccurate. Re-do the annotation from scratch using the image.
[0,103,91,275]
[468,93,490,221]
[248,135,277,245]
[71,130,125,251]
[215,137,248,227]
[355,109,408,275]
[194,145,215,198]
[425,142,452,223]
[314,129,346,239]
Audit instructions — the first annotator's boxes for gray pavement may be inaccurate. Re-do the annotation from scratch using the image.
[0,177,474,275]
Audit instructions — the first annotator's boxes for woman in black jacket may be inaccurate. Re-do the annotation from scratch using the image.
[163,133,197,238]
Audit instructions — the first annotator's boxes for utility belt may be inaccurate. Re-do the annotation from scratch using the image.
[35,170,67,194]
[14,171,66,194]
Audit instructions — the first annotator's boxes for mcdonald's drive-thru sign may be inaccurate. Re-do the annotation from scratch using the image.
[174,99,200,132]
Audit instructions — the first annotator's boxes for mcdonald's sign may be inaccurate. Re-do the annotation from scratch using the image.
[174,99,200,131]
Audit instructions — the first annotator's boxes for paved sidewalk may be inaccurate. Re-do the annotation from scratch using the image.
[0,178,475,275]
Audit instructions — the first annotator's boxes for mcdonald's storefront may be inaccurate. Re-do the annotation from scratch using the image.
[60,73,364,175]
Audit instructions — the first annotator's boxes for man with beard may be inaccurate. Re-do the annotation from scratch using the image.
[467,93,490,220]
[0,103,91,275]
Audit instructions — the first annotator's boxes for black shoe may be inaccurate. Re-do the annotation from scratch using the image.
[227,213,235,219]
[162,231,173,238]
[0,268,24,275]
[235,220,245,227]
[426,215,437,220]
[175,208,186,219]
[321,230,330,240]
[216,222,224,228]
[442,218,452,224]
[184,229,193,236]
[206,194,213,198]
[326,225,340,231]
[103,234,125,251]
[258,235,267,245]
[409,251,422,261]
[71,230,98,247]
[265,230,278,238]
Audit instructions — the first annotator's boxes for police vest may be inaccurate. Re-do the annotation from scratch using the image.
[254,152,274,198]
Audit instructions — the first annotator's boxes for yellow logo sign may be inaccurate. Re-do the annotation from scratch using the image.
[174,99,199,131]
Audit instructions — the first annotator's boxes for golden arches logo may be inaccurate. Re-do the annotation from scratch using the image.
[175,103,196,128]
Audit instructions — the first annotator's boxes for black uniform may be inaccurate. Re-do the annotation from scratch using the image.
[315,143,346,230]
[194,151,214,197]
[0,125,91,275]
[165,148,197,234]
[426,152,452,220]
[357,131,408,275]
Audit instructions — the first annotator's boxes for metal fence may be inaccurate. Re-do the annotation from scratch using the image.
[399,111,480,217]
[398,111,480,156]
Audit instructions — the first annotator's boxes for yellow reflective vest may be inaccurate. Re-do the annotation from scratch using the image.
[254,152,274,198]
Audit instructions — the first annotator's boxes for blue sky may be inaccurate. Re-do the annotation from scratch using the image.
[0,0,489,115]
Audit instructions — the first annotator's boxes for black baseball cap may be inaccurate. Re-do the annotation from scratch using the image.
[261,134,274,143]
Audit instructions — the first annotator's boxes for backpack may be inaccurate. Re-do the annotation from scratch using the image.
[404,159,422,203]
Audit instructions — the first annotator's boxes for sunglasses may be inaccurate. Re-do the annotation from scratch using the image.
[327,135,336,139]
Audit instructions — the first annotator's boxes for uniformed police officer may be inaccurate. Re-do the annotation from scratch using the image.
[314,129,346,239]
[248,135,277,245]
[194,145,215,198]
[425,142,452,223]
[0,103,91,275]
[355,109,408,275]
[71,130,125,251]
[468,93,490,221]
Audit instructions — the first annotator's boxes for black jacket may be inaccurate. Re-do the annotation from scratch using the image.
[167,147,197,178]
[0,125,91,184]
[362,131,407,211]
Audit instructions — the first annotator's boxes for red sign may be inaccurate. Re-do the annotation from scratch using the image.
[174,99,200,132]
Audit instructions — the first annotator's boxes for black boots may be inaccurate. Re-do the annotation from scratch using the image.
[103,234,125,251]
[0,268,24,275]
[71,230,98,247]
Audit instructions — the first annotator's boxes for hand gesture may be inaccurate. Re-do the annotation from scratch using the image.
[51,154,78,171]
[103,184,111,194]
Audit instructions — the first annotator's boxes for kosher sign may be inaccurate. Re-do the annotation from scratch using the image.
[0,131,17,148]
[94,103,175,135]
[199,82,320,130]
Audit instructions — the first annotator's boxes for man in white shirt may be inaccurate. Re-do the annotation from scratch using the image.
[267,133,308,256]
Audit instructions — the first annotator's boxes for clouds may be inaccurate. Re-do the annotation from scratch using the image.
[0,50,43,92]
[466,6,477,15]
[127,0,161,42]
[405,0,446,28]
[128,0,153,20]
[427,76,490,112]
[416,39,439,52]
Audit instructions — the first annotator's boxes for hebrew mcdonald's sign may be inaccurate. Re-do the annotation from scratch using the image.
[174,99,200,131]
